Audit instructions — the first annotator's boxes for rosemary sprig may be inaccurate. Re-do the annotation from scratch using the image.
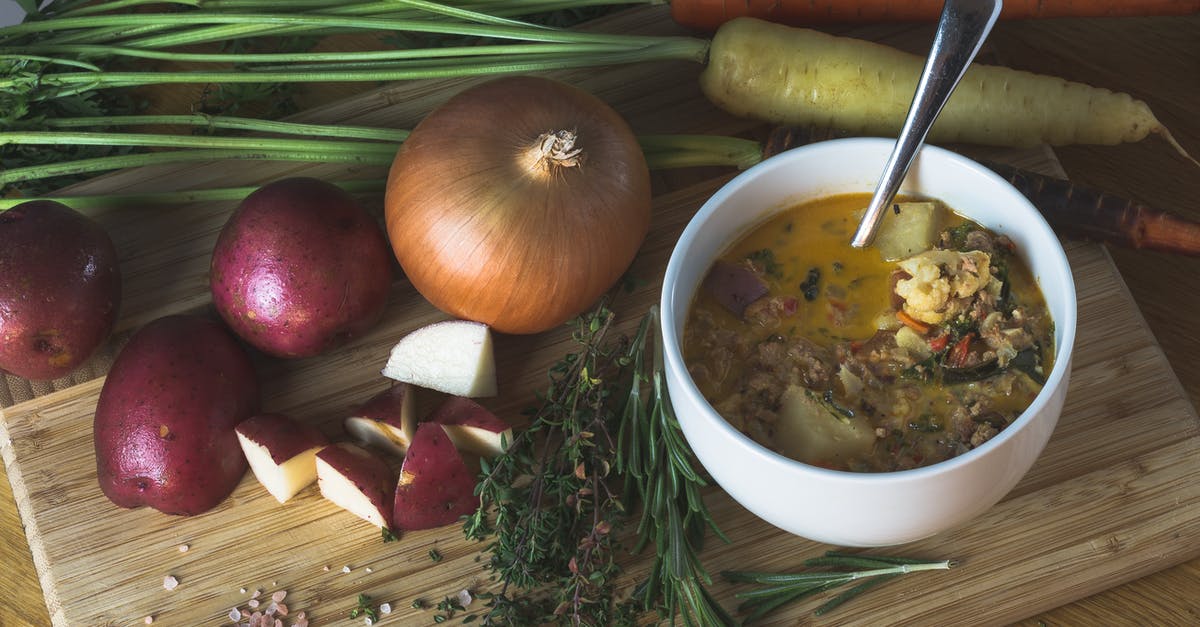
[722,551,956,623]
[616,308,734,626]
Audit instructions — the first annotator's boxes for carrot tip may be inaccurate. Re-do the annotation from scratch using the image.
[1155,126,1200,169]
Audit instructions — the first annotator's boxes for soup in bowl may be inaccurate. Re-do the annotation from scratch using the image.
[660,138,1077,546]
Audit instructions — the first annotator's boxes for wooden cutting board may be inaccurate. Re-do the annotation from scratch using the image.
[3,7,1199,626]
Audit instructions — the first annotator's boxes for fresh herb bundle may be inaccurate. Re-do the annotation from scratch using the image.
[462,300,729,625]
[463,302,638,625]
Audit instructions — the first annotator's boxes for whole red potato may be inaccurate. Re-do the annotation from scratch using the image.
[210,177,393,358]
[94,315,259,516]
[0,200,121,380]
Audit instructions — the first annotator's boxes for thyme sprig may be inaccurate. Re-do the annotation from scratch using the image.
[722,552,956,623]
[349,593,381,622]
[464,302,635,625]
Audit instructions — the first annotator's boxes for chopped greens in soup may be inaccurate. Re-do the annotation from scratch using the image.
[682,193,1055,472]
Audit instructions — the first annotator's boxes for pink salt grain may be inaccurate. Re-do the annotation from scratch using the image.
[248,598,260,609]
[271,590,287,603]
[276,603,289,616]
[229,608,242,621]
[162,575,179,591]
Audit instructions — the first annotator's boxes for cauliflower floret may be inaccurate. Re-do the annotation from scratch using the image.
[894,250,994,324]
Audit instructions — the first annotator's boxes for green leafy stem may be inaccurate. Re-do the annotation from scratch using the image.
[723,552,956,623]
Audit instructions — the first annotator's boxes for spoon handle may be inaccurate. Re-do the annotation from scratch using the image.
[851,0,1003,248]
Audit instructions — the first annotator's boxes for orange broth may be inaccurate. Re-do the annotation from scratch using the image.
[682,193,1054,472]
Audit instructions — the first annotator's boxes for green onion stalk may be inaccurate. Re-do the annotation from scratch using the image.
[0,113,764,208]
[1,0,693,91]
[0,0,696,195]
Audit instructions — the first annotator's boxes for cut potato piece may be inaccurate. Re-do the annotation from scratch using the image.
[344,383,417,456]
[392,423,478,531]
[895,325,934,361]
[315,443,396,530]
[775,386,876,468]
[381,320,497,397]
[702,259,769,318]
[236,413,329,504]
[428,396,512,458]
[873,201,945,261]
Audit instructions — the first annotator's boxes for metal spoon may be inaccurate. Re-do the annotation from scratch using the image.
[851,0,1003,248]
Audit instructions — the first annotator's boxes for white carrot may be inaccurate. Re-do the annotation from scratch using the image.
[700,17,1194,162]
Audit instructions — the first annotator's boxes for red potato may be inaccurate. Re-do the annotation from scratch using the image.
[210,177,393,359]
[315,443,396,530]
[94,315,259,516]
[343,383,416,457]
[381,319,497,397]
[0,200,121,381]
[702,259,768,318]
[427,396,512,458]
[392,422,478,531]
[236,413,329,503]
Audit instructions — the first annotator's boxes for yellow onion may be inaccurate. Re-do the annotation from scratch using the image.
[384,75,651,334]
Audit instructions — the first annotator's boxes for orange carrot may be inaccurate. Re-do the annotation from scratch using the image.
[671,0,1200,31]
[896,309,932,334]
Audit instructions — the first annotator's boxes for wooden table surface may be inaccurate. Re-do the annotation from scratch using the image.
[2,11,1198,627]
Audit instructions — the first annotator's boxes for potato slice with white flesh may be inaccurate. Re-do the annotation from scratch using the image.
[343,383,417,456]
[315,443,396,530]
[381,320,497,397]
[428,395,512,458]
[873,201,946,261]
[236,413,329,504]
[775,385,875,468]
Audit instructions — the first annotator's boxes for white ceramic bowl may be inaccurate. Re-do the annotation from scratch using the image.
[660,138,1077,547]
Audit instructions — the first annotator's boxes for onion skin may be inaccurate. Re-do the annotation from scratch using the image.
[384,76,651,335]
